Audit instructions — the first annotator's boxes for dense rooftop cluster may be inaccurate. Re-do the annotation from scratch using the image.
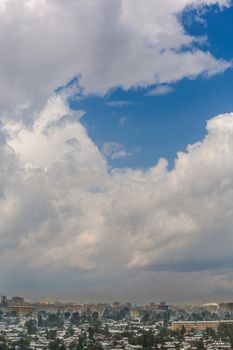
[0,298,232,350]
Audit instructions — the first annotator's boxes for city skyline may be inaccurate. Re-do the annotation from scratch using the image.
[0,0,233,303]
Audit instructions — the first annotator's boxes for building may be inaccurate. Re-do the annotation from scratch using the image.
[6,296,26,306]
[171,320,233,332]
[219,303,233,312]
[6,305,36,315]
[129,307,140,318]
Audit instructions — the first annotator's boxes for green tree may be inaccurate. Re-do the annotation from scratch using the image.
[218,323,233,347]
[193,339,204,350]
[79,334,87,349]
[92,311,99,321]
[14,338,30,350]
[64,312,71,319]
[38,313,44,327]
[138,330,156,348]
[68,325,75,337]
[86,342,102,350]
[206,327,216,339]
[46,329,57,340]
[25,319,37,334]
[47,313,64,328]
[71,312,80,325]
[104,325,109,336]
[0,335,8,350]
[49,339,65,350]
[88,327,95,341]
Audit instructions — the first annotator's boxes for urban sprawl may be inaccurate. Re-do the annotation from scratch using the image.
[0,296,233,350]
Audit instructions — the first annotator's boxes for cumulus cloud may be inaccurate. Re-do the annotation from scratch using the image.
[1,95,233,301]
[0,0,231,119]
[101,142,138,159]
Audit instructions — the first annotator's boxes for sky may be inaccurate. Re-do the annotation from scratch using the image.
[0,0,233,304]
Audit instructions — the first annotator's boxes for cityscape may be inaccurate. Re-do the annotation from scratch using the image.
[0,296,233,349]
[1,1,233,350]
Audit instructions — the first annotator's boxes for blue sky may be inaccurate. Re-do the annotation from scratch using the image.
[68,3,233,170]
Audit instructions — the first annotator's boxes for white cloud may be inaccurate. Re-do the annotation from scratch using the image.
[147,85,174,96]
[4,96,100,168]
[0,0,231,118]
[101,142,137,159]
[1,96,233,301]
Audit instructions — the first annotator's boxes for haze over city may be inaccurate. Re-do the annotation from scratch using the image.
[0,0,233,304]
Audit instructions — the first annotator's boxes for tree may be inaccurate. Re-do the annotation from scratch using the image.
[194,340,204,350]
[0,336,8,350]
[92,311,99,321]
[139,330,155,348]
[38,313,44,327]
[180,325,186,337]
[68,325,75,337]
[104,325,109,336]
[47,313,64,328]
[69,341,78,350]
[64,312,71,319]
[25,319,37,334]
[46,329,57,340]
[206,327,216,339]
[71,312,80,325]
[218,323,233,347]
[49,339,65,350]
[14,338,30,350]
[88,327,95,341]
[79,334,87,349]
[86,342,102,350]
